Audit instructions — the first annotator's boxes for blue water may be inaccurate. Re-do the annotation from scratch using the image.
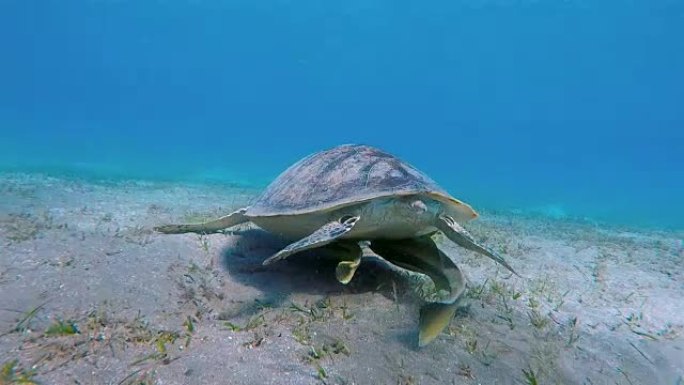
[1,1,682,229]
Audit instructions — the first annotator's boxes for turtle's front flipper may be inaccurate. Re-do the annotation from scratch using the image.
[262,216,360,265]
[369,236,466,347]
[437,215,520,277]
[154,208,249,234]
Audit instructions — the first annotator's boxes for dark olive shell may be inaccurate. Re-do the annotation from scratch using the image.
[246,144,452,216]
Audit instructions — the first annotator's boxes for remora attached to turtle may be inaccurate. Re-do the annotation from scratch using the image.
[155,144,519,347]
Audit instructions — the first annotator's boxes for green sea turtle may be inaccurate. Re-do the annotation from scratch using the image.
[154,144,518,346]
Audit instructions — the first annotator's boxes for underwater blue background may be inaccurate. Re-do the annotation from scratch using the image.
[0,1,682,228]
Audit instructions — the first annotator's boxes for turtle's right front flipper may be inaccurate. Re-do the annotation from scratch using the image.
[262,216,360,265]
[154,207,249,234]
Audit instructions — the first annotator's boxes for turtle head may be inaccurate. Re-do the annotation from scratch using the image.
[427,193,479,224]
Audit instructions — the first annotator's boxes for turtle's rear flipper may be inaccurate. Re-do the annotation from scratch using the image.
[154,208,249,234]
[262,216,360,265]
[437,215,520,277]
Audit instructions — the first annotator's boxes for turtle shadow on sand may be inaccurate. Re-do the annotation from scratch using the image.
[218,228,416,319]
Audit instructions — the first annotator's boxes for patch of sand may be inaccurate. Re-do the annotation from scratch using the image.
[1,172,682,385]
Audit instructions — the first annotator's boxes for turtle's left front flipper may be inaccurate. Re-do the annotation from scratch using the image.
[437,215,520,277]
[369,236,466,347]
[263,216,360,265]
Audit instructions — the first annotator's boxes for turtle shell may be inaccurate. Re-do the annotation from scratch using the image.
[246,144,472,217]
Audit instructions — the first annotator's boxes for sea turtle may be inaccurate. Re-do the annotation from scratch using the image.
[154,144,518,346]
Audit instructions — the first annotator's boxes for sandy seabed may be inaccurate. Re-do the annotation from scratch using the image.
[0,172,682,385]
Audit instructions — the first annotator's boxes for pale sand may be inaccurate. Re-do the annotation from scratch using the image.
[0,172,682,385]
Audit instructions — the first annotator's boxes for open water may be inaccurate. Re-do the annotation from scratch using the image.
[1,0,682,228]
